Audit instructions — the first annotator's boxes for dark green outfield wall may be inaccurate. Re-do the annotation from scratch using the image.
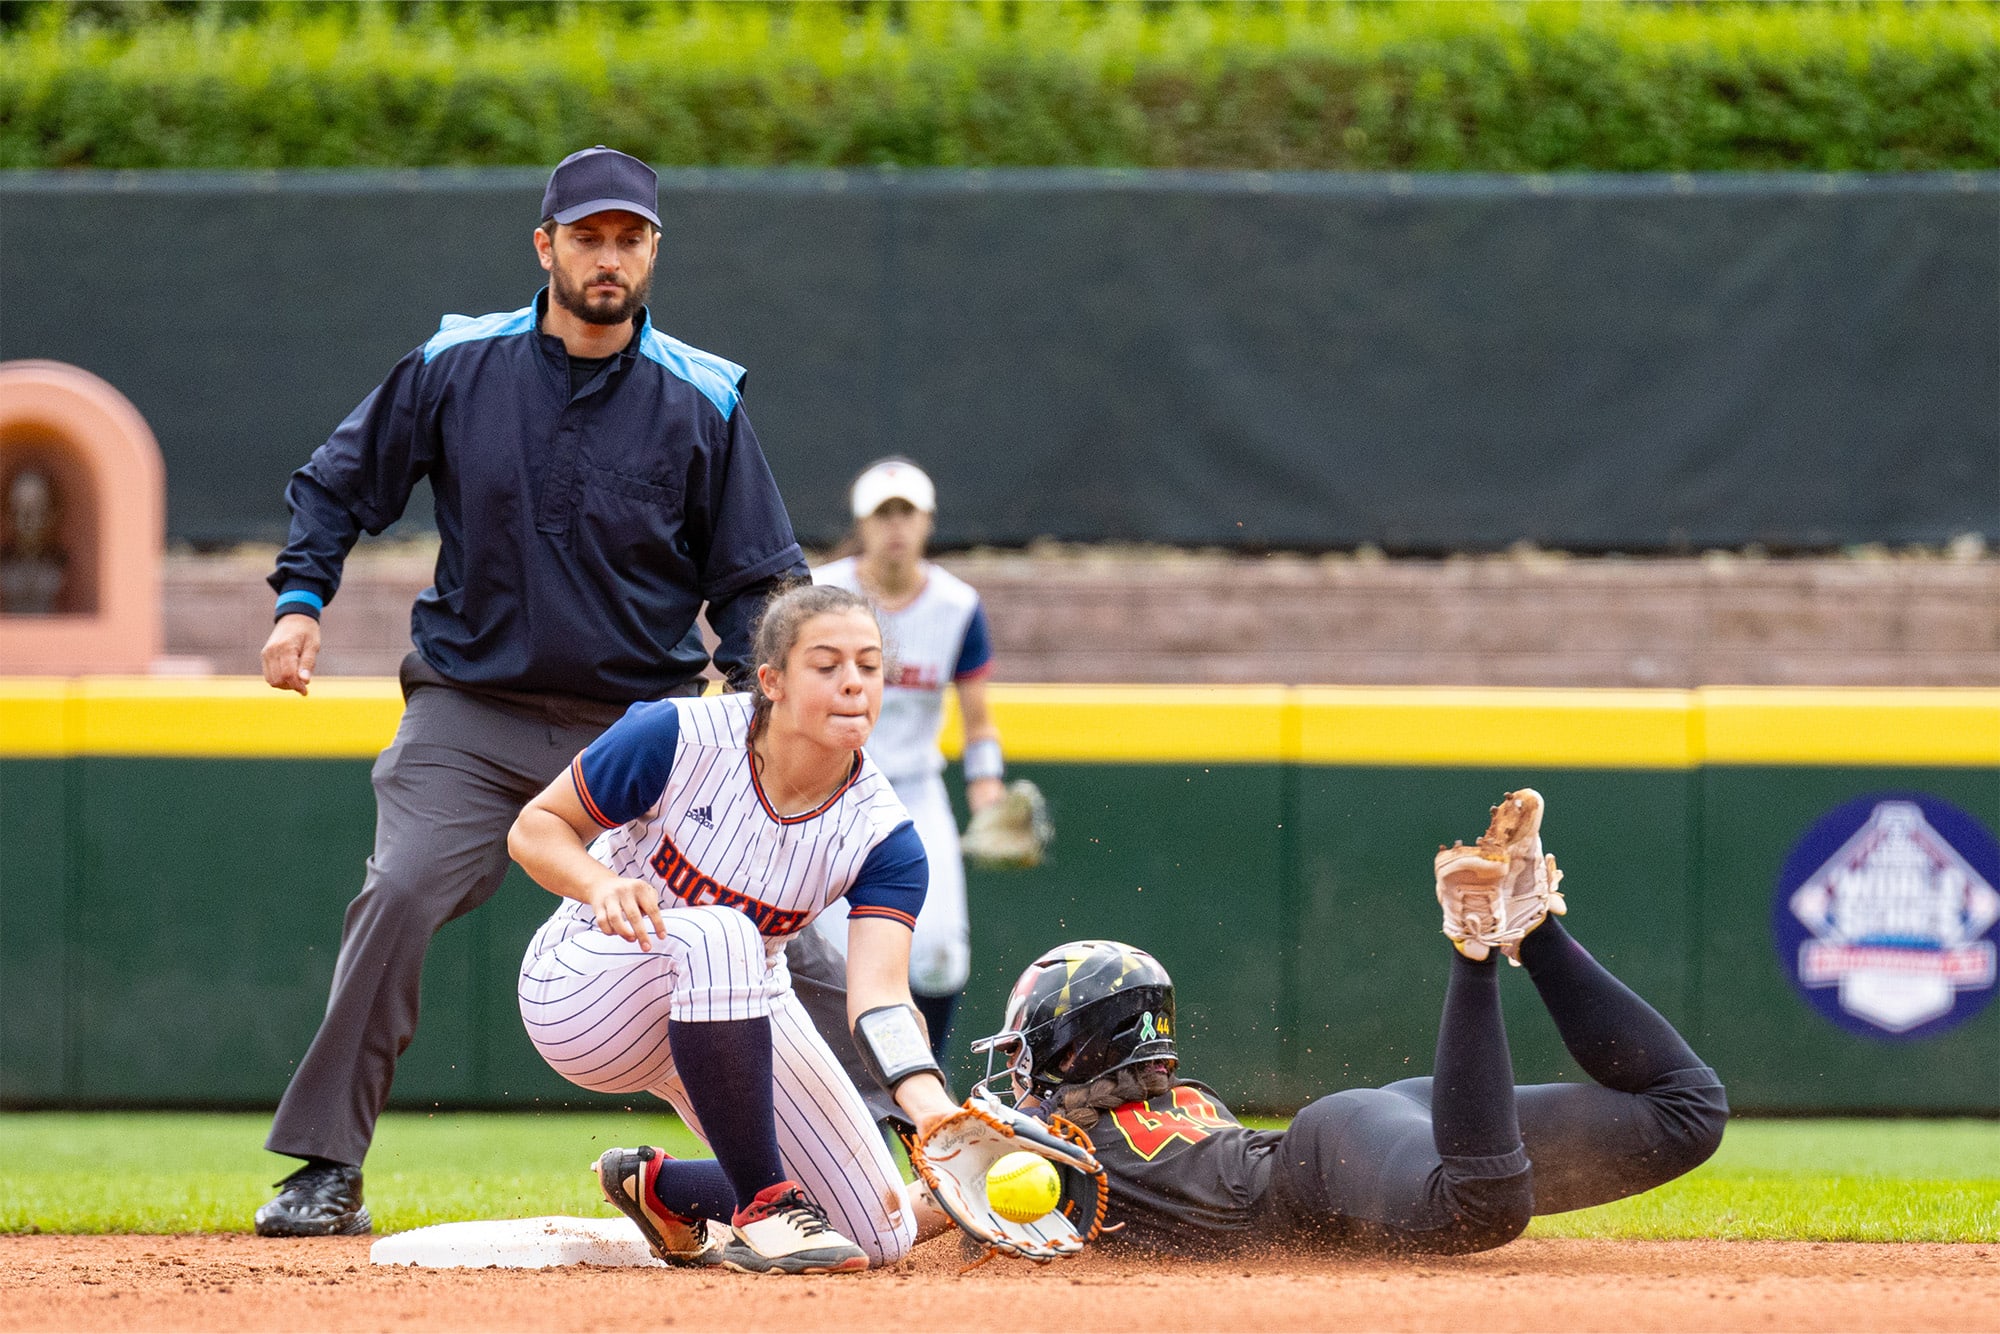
[950,765,1705,1112]
[7,753,1997,1114]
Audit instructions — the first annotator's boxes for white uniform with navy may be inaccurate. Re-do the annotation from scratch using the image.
[517,692,926,1263]
[809,556,993,996]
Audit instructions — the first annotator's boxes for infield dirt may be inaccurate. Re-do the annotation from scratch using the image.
[2,1235,1994,1332]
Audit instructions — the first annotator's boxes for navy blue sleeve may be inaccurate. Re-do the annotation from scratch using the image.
[267,346,436,613]
[953,601,995,680]
[706,572,799,692]
[570,699,683,828]
[844,821,928,929]
[688,403,808,678]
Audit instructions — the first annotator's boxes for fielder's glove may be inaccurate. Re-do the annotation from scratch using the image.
[960,779,1053,869]
[908,1093,1107,1264]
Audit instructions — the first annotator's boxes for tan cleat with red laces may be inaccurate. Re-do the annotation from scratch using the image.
[591,1147,727,1267]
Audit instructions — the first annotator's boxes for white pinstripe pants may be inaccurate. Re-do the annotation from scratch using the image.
[518,904,916,1264]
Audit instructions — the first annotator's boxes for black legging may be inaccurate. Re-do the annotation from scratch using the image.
[1265,917,1728,1254]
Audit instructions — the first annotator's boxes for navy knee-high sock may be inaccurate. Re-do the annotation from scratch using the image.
[1431,952,1522,1160]
[651,1157,737,1222]
[667,1016,787,1210]
[1516,916,1704,1093]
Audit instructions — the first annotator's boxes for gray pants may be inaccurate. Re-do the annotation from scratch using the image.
[266,674,638,1166]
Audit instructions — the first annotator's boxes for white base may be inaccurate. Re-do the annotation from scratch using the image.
[369,1216,664,1269]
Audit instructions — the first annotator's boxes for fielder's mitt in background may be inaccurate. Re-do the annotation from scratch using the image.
[960,779,1053,869]
[909,1093,1106,1264]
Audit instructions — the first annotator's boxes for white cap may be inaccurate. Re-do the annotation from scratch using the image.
[849,458,937,518]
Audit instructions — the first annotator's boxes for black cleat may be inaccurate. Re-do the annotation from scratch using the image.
[254,1162,372,1237]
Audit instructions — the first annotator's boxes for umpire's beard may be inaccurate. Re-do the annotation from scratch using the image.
[551,265,652,327]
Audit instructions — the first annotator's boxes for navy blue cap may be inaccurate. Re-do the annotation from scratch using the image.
[542,146,661,228]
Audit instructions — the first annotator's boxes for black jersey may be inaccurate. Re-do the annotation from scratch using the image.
[1059,1081,1283,1256]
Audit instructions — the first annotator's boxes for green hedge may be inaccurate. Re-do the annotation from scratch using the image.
[4,2,2000,171]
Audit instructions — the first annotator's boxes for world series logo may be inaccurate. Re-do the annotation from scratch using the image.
[1771,793,2000,1040]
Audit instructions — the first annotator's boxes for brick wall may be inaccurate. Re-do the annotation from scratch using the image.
[169,547,2000,687]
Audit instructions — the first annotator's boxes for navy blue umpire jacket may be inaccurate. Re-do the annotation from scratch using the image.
[269,290,808,702]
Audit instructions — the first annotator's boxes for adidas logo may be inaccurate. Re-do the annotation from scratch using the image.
[688,805,714,828]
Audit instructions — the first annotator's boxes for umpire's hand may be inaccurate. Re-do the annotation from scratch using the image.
[263,613,322,695]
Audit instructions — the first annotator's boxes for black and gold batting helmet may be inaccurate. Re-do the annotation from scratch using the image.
[971,940,1176,1100]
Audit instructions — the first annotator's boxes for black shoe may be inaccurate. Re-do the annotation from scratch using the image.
[254,1162,372,1237]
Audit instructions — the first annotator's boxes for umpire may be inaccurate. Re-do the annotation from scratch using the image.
[254,147,808,1236]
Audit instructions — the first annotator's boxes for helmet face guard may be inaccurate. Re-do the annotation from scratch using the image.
[971,940,1176,1103]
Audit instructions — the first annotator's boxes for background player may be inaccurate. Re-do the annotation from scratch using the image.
[965,790,1728,1256]
[806,458,1005,1061]
[511,583,961,1273]
[254,146,807,1237]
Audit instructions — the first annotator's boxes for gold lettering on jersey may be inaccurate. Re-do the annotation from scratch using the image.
[650,830,810,936]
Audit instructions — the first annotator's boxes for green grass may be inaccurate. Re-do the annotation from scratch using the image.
[1522,1119,2000,1243]
[0,1111,710,1235]
[3,1113,1997,1241]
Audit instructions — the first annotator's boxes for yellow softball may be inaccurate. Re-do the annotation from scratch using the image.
[985,1151,1062,1224]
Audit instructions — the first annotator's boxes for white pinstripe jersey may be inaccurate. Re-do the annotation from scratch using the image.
[535,692,927,956]
[812,557,992,782]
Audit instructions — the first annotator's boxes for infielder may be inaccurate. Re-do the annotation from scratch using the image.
[962,791,1728,1256]
[512,584,963,1273]
[255,146,808,1236]
[806,458,1004,1061]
